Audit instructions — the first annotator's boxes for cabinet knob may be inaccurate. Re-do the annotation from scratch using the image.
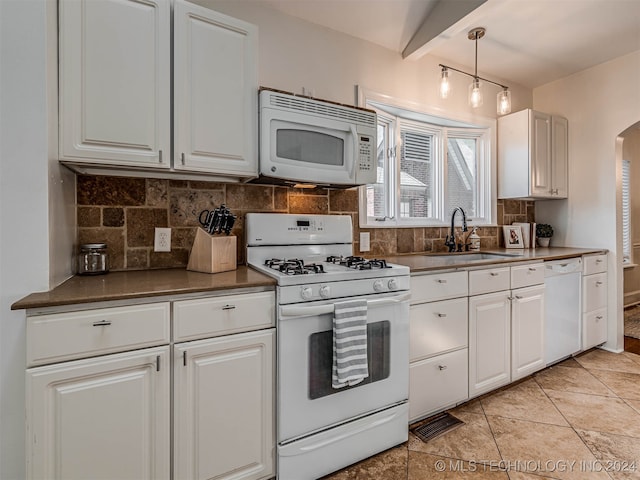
[436,313,447,318]
[596,315,603,321]
[596,281,603,286]
[436,279,447,284]
[438,365,447,371]
[490,272,499,277]
[92,320,112,327]
[596,259,603,264]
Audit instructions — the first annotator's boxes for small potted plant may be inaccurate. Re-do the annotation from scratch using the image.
[536,223,553,247]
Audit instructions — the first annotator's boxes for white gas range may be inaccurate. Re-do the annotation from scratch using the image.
[246,213,410,480]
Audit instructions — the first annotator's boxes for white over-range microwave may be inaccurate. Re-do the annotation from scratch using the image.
[257,89,377,188]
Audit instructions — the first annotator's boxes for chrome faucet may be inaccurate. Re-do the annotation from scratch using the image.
[444,207,468,252]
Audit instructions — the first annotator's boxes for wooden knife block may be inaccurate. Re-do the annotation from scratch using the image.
[187,227,237,274]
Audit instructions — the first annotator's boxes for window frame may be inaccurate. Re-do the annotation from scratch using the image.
[357,87,496,228]
[622,159,632,265]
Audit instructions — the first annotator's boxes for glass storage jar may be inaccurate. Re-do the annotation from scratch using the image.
[78,243,109,275]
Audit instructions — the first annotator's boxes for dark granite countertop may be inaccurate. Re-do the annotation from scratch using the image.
[12,267,276,311]
[384,247,607,273]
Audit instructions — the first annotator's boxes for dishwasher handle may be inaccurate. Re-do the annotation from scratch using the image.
[545,258,583,276]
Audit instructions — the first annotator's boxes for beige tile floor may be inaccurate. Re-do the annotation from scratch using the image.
[322,349,640,480]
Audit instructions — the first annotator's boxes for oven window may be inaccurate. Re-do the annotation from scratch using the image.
[308,321,390,400]
[276,129,345,166]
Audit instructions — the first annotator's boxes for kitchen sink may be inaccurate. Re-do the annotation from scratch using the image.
[425,252,524,262]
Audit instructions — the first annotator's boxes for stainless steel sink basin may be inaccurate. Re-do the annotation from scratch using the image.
[425,252,523,262]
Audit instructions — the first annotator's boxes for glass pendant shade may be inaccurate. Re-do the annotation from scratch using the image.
[439,69,451,99]
[497,88,512,115]
[468,78,483,108]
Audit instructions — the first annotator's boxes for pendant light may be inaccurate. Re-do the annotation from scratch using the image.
[438,27,512,115]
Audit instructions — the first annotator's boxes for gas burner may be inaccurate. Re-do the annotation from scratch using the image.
[265,258,325,275]
[326,255,389,270]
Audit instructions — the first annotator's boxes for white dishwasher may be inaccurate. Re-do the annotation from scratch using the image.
[544,258,583,365]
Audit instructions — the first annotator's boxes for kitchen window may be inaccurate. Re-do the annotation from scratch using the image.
[358,89,495,228]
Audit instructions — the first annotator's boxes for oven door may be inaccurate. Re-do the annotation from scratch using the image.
[260,107,358,185]
[278,291,410,443]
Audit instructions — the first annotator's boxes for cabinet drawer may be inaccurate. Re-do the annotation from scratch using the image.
[410,297,468,362]
[27,303,170,367]
[510,263,544,289]
[469,267,510,296]
[173,291,275,342]
[583,273,607,311]
[409,348,468,422]
[583,308,607,349]
[583,254,607,276]
[411,271,468,303]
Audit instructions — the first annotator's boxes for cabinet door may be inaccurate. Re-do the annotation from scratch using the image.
[26,347,170,480]
[469,291,511,397]
[511,285,545,380]
[551,116,568,198]
[174,0,258,177]
[59,0,170,168]
[174,329,275,480]
[530,111,552,197]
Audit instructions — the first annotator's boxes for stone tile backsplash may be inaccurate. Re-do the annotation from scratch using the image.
[77,175,534,271]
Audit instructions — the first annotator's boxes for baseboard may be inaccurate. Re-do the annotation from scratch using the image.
[624,290,640,308]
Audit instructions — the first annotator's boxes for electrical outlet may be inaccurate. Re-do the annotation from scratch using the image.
[360,232,370,252]
[154,228,171,252]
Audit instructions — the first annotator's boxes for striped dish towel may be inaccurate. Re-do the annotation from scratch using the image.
[332,299,369,389]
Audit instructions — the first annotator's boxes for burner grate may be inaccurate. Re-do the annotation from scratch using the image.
[264,258,325,275]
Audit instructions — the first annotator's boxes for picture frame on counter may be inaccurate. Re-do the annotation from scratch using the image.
[503,225,524,249]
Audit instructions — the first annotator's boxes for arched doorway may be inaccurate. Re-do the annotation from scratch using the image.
[618,121,640,351]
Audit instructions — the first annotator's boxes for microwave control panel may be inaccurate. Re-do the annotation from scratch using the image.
[358,135,374,172]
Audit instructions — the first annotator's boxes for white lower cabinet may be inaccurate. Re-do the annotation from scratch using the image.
[174,329,275,480]
[511,285,546,380]
[26,346,170,480]
[409,271,469,422]
[469,291,511,398]
[583,253,608,349]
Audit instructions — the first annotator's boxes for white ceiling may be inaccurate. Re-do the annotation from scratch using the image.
[257,0,640,89]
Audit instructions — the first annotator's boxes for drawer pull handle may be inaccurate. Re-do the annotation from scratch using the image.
[92,320,112,327]
[596,259,603,264]
[222,305,236,310]
[528,267,537,272]
[596,281,603,286]
[436,279,447,284]
[183,351,187,366]
[156,355,161,372]
[490,272,499,277]
[436,313,447,318]
[438,365,447,371]
[596,315,603,321]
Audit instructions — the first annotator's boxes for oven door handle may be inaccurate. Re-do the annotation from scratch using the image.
[279,292,410,318]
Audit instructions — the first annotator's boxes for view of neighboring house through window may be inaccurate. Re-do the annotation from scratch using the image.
[360,94,493,228]
[622,159,631,264]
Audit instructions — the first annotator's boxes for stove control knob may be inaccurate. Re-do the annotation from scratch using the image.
[373,279,385,292]
[319,285,331,299]
[300,286,313,300]
[388,278,398,290]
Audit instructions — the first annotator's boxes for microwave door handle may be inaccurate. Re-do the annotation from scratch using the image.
[350,125,359,179]
[279,292,410,318]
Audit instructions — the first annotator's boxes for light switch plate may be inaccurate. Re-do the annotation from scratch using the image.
[154,228,171,252]
[360,232,370,252]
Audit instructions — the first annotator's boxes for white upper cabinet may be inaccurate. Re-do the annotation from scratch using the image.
[59,0,171,169]
[498,109,568,199]
[174,1,258,177]
[59,0,258,180]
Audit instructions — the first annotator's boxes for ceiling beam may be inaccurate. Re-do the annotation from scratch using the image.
[402,0,489,60]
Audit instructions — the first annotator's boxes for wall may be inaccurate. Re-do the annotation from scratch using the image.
[534,49,640,352]
[76,175,534,269]
[0,1,534,477]
[623,128,640,306]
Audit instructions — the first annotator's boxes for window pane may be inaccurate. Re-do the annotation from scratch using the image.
[399,129,432,219]
[366,123,387,218]
[447,137,477,218]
